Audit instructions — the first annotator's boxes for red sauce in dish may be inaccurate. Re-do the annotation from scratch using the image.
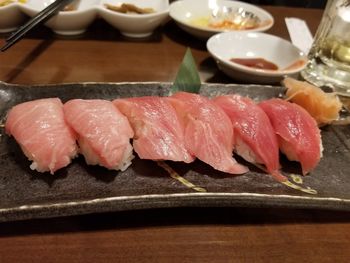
[230,58,278,70]
[283,59,306,70]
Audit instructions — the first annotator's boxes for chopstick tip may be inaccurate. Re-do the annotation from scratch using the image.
[0,43,11,52]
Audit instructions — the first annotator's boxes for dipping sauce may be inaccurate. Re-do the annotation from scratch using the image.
[230,58,278,70]
[191,17,263,30]
[63,4,76,11]
[284,59,306,70]
[230,58,306,71]
[209,19,259,30]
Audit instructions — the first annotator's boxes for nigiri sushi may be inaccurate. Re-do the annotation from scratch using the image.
[169,92,248,175]
[214,95,285,182]
[64,99,134,171]
[113,96,194,163]
[259,98,323,175]
[5,98,78,174]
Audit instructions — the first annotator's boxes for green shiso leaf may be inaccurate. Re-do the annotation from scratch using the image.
[170,48,201,94]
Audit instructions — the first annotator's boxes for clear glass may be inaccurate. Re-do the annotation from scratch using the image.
[301,0,350,96]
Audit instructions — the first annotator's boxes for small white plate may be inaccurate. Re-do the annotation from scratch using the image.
[207,32,307,84]
[0,2,27,33]
[98,0,169,38]
[169,0,274,39]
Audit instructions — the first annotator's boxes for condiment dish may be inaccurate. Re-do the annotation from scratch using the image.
[98,0,169,38]
[169,0,274,39]
[1,0,168,37]
[19,0,98,35]
[207,31,307,84]
[0,1,27,33]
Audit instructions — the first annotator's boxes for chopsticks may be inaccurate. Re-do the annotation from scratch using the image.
[1,0,74,52]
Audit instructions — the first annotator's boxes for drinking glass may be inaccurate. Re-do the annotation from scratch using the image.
[301,0,350,96]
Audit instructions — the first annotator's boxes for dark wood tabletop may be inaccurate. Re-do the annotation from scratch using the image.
[1,5,350,263]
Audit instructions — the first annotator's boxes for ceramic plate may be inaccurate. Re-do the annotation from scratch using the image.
[0,81,349,222]
[1,0,169,36]
[169,0,274,39]
[207,32,307,84]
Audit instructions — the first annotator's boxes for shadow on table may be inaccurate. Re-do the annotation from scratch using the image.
[1,18,167,84]
[0,207,349,237]
[162,21,207,51]
[0,18,165,44]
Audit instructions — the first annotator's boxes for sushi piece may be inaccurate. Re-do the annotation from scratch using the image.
[283,77,342,126]
[5,98,78,174]
[64,99,134,171]
[259,98,323,175]
[113,96,194,163]
[168,92,248,175]
[214,94,285,182]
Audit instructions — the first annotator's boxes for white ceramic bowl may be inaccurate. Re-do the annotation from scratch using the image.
[19,0,98,35]
[169,0,274,39]
[207,32,307,84]
[0,2,27,33]
[98,0,169,38]
[0,0,169,37]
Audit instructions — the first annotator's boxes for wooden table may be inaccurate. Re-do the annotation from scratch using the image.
[1,6,349,263]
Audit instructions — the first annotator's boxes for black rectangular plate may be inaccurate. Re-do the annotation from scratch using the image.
[1,81,350,222]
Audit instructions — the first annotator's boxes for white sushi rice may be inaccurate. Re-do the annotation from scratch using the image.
[116,143,134,171]
[25,144,77,174]
[29,161,38,171]
[234,137,262,164]
[320,135,324,158]
[21,145,48,173]
[78,138,101,166]
[78,138,134,171]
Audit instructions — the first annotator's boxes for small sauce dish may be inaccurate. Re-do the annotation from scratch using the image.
[19,0,98,35]
[98,0,169,38]
[207,31,307,84]
[3,0,168,37]
[169,0,274,39]
[0,1,27,33]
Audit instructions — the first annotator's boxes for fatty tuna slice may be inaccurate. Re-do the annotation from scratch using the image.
[5,98,78,174]
[214,94,285,181]
[113,96,194,163]
[169,92,248,175]
[64,99,134,171]
[259,98,323,175]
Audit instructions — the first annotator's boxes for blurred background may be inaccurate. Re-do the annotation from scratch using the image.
[167,1,328,9]
[246,0,327,8]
